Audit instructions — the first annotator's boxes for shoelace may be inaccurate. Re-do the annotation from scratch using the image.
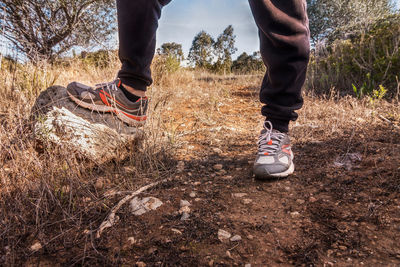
[95,80,119,92]
[258,121,286,155]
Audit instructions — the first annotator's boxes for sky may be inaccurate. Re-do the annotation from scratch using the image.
[156,0,259,59]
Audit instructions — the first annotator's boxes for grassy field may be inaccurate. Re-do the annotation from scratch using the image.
[1,57,400,265]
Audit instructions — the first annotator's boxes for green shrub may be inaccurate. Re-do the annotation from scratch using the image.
[306,14,400,98]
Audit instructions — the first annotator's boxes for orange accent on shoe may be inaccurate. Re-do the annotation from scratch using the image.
[118,80,122,87]
[119,110,147,121]
[99,92,110,106]
[264,152,269,156]
[268,140,273,145]
[102,90,140,110]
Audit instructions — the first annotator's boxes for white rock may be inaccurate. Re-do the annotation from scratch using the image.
[180,200,191,207]
[30,242,42,252]
[213,164,223,170]
[179,206,191,214]
[232,193,247,198]
[189,192,196,198]
[230,235,242,242]
[290,211,301,218]
[31,86,143,164]
[127,237,136,245]
[171,228,183,235]
[218,229,232,242]
[130,197,163,216]
[245,264,252,267]
[181,212,190,221]
[242,199,253,205]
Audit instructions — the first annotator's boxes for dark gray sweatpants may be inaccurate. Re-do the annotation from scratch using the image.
[117,0,310,132]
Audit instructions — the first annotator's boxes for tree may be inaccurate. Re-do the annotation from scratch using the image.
[232,52,265,74]
[188,31,215,69]
[307,0,395,43]
[158,42,184,62]
[0,0,116,61]
[213,25,237,73]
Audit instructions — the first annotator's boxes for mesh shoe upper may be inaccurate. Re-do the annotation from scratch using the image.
[254,121,294,178]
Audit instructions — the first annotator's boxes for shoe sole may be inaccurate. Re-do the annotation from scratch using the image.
[253,153,295,180]
[68,91,147,126]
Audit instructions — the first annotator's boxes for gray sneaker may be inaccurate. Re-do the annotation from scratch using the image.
[253,121,294,179]
[67,79,148,126]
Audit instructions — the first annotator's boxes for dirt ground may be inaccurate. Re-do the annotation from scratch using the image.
[3,74,400,266]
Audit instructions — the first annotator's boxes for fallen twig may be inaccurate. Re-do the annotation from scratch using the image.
[96,178,171,238]
[378,115,400,129]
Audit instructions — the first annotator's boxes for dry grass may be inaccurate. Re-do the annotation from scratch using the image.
[0,55,399,265]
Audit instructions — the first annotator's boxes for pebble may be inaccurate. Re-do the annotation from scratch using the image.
[130,197,163,216]
[233,193,248,198]
[179,206,191,214]
[30,242,42,252]
[213,148,223,154]
[194,198,202,202]
[309,197,317,203]
[284,186,291,191]
[290,211,300,218]
[181,212,190,221]
[171,228,183,235]
[213,164,223,170]
[339,245,347,251]
[136,262,146,267]
[95,178,104,189]
[245,264,252,267]
[177,161,185,172]
[180,200,191,207]
[127,237,136,245]
[230,235,242,242]
[193,182,201,186]
[247,234,254,240]
[222,175,233,180]
[218,229,232,242]
[189,192,196,198]
[242,199,253,205]
[296,199,305,205]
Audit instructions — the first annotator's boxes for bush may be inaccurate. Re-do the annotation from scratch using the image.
[306,14,400,98]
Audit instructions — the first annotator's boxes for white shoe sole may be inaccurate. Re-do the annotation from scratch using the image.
[68,92,146,126]
[254,153,295,179]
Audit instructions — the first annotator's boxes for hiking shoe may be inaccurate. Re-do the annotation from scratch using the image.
[67,79,148,126]
[253,121,294,179]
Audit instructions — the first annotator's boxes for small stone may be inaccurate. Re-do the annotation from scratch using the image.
[30,242,42,252]
[95,178,104,189]
[130,197,163,216]
[127,237,136,245]
[245,264,252,267]
[213,148,222,154]
[177,161,185,172]
[326,262,334,266]
[193,181,201,186]
[179,206,191,214]
[213,164,223,170]
[296,199,305,205]
[219,170,227,175]
[309,197,317,203]
[194,198,202,202]
[171,228,183,235]
[284,186,291,191]
[290,211,300,218]
[181,212,190,221]
[189,192,196,198]
[136,261,146,267]
[233,193,247,198]
[180,200,191,207]
[230,235,242,242]
[83,229,90,235]
[124,166,136,173]
[218,229,232,242]
[242,199,253,205]
[247,234,254,240]
[339,245,347,251]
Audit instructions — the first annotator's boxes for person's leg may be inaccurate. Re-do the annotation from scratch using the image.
[117,0,171,95]
[248,0,310,133]
[67,0,171,125]
[249,0,310,179]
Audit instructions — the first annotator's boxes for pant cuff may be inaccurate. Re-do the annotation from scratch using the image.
[118,77,148,91]
[267,119,290,133]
